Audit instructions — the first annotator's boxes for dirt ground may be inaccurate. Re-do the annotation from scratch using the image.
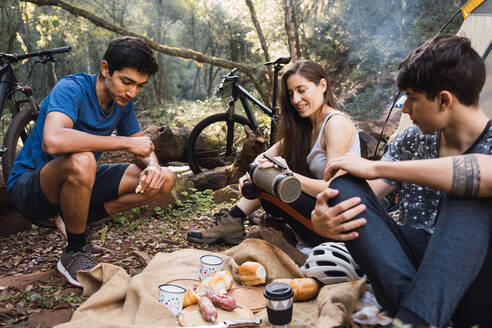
[0,184,237,327]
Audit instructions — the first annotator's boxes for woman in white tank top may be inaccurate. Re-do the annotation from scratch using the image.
[187,60,360,249]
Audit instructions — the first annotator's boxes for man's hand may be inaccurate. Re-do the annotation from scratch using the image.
[324,153,379,181]
[127,136,155,157]
[138,164,166,193]
[311,188,367,241]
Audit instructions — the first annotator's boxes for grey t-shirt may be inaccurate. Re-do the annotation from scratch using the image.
[381,120,492,233]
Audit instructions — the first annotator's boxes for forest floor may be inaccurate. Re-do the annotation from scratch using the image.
[0,169,241,328]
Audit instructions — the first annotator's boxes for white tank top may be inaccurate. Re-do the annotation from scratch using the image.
[306,110,360,179]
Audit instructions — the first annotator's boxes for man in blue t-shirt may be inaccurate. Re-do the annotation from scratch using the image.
[312,35,492,327]
[7,36,176,287]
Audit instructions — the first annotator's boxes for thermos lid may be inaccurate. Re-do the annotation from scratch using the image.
[264,282,294,301]
[276,175,301,203]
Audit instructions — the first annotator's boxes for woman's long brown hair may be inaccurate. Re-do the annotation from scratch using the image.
[276,60,336,178]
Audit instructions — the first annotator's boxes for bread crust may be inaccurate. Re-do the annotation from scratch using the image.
[273,278,319,301]
[238,262,266,285]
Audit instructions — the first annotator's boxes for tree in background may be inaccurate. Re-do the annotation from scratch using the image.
[0,0,464,122]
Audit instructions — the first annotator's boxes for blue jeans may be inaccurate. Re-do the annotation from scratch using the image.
[329,174,492,328]
[260,191,334,247]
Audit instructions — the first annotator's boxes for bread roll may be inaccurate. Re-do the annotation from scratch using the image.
[183,287,198,307]
[238,262,266,285]
[215,271,233,290]
[273,278,319,301]
[197,270,234,295]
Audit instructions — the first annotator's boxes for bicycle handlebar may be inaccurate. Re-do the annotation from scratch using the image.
[224,67,238,77]
[1,46,71,63]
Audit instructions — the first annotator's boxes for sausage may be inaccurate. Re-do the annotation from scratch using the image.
[198,296,217,322]
[205,291,237,311]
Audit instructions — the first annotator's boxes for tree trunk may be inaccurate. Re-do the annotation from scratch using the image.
[191,128,268,191]
[25,0,272,107]
[245,0,273,94]
[282,0,301,62]
[399,0,407,45]
[155,0,165,103]
[191,65,201,100]
[85,31,91,73]
[150,76,160,106]
[25,0,255,73]
[245,0,271,64]
[45,62,57,89]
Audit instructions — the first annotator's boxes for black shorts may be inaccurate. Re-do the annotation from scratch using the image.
[9,163,130,226]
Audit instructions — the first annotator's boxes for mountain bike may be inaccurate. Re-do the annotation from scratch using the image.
[0,46,71,183]
[186,56,291,174]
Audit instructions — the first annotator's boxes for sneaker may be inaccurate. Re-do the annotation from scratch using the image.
[57,247,98,287]
[85,228,105,255]
[187,209,245,245]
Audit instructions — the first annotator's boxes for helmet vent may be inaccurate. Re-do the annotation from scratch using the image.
[324,270,348,277]
[331,244,347,253]
[332,251,350,264]
[316,261,336,267]
[313,249,325,256]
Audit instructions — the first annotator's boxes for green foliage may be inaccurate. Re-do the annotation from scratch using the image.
[100,225,108,243]
[0,0,467,125]
[302,0,465,118]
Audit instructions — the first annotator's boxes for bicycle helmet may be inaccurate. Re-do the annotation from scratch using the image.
[301,242,365,285]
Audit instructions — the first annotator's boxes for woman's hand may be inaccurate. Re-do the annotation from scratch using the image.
[238,173,251,191]
[257,155,293,174]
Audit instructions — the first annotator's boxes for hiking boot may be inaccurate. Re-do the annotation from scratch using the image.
[57,247,98,287]
[187,209,245,245]
[247,212,297,246]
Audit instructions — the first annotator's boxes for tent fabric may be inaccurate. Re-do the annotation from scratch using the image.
[53,238,366,328]
[457,0,492,118]
[461,0,486,19]
[392,0,492,138]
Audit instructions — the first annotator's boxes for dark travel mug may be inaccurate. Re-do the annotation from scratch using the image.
[264,282,294,328]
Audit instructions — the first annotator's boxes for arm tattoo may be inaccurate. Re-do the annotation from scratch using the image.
[451,155,481,197]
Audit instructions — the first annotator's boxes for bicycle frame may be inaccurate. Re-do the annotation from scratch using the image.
[0,46,71,155]
[225,61,286,147]
[0,63,18,117]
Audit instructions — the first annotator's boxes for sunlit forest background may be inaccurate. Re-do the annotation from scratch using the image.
[1,0,465,127]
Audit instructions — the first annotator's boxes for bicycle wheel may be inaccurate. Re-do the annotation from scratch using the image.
[186,113,253,174]
[2,108,37,183]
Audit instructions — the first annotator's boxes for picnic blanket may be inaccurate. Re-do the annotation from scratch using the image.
[55,239,366,328]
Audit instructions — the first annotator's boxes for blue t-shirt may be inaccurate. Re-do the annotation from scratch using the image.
[7,73,140,191]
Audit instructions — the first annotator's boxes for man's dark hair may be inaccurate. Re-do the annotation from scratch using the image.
[397,34,485,106]
[102,36,159,76]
